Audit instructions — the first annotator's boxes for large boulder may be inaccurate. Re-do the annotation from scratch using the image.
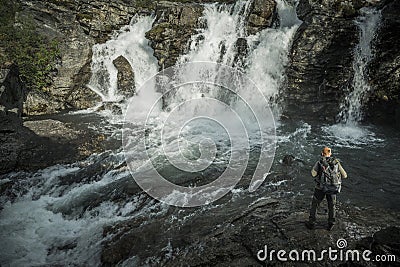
[113,55,135,98]
[65,57,102,110]
[246,0,276,35]
[0,63,24,174]
[0,63,26,117]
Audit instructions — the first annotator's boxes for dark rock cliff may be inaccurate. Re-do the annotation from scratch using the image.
[0,63,26,117]
[14,0,169,114]
[367,0,400,127]
[285,0,363,123]
[285,0,399,125]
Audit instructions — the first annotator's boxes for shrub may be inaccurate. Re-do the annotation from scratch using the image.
[0,0,60,91]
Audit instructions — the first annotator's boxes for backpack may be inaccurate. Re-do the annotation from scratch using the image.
[318,157,342,194]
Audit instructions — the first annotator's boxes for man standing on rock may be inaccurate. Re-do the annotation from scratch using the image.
[306,147,347,231]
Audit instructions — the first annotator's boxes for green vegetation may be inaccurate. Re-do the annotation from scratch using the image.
[0,0,60,91]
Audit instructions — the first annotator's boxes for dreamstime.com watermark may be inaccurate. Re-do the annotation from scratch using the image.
[122,62,277,207]
[257,238,396,263]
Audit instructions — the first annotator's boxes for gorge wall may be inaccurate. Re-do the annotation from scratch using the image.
[285,0,399,124]
[367,0,400,126]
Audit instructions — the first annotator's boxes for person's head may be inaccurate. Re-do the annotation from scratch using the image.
[321,147,332,157]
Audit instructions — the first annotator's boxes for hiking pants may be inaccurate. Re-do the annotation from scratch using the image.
[309,188,336,224]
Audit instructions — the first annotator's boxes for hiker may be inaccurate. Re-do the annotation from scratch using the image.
[306,147,347,230]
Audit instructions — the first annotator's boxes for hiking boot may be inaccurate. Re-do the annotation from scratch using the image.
[305,221,315,230]
[327,223,335,231]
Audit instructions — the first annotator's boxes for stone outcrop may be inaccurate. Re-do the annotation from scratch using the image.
[146,2,204,68]
[367,0,400,127]
[0,63,26,117]
[284,0,400,125]
[18,0,99,114]
[284,0,366,123]
[17,0,163,114]
[113,55,135,98]
[0,62,114,174]
[246,0,276,35]
[65,58,102,110]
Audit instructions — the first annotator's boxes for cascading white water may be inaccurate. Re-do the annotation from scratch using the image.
[246,0,301,114]
[86,0,301,123]
[88,16,159,102]
[324,8,382,146]
[177,0,301,108]
[340,8,381,124]
[178,0,253,65]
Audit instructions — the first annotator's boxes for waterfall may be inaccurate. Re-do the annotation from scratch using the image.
[88,16,158,102]
[339,8,382,124]
[174,0,301,117]
[85,0,301,121]
[178,0,253,66]
[246,0,301,114]
[120,0,302,204]
[323,7,382,146]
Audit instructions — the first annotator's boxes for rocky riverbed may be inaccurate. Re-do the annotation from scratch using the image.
[100,188,400,266]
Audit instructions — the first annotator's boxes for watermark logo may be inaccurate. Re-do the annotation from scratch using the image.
[336,238,347,249]
[122,62,276,207]
[257,238,396,263]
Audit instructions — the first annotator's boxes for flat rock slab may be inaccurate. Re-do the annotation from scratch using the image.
[24,119,81,140]
[0,115,117,174]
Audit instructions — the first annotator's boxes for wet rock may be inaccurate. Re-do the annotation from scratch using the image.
[100,191,400,266]
[285,0,366,123]
[0,63,26,117]
[356,226,400,264]
[65,58,102,110]
[146,2,204,68]
[246,0,276,35]
[366,0,400,127]
[23,119,81,140]
[16,0,145,114]
[0,115,117,175]
[112,55,135,98]
[96,101,123,115]
[0,179,13,197]
[282,154,296,165]
[233,38,249,68]
[0,115,23,174]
